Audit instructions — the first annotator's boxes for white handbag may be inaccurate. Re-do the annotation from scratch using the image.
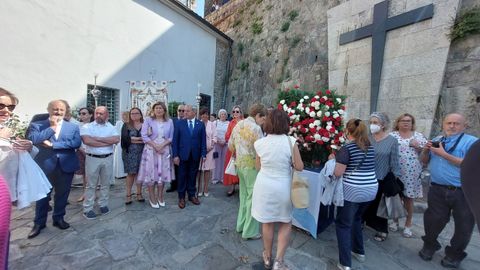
[225,157,237,176]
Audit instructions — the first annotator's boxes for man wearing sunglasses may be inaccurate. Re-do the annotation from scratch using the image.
[167,104,185,193]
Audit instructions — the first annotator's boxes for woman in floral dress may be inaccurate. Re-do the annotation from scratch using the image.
[390,113,427,237]
[137,102,174,208]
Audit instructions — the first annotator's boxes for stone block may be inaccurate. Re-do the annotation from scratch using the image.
[378,78,402,100]
[402,26,451,56]
[327,1,352,24]
[431,0,461,28]
[384,34,405,59]
[102,236,139,261]
[400,72,443,98]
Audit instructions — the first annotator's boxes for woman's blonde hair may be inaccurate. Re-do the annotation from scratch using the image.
[345,118,370,151]
[149,101,169,120]
[393,113,416,131]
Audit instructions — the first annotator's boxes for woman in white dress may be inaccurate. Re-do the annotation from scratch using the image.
[252,109,304,270]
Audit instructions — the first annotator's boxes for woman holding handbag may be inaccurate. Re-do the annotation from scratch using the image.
[252,109,304,270]
[332,119,377,270]
[363,112,401,242]
[223,105,242,196]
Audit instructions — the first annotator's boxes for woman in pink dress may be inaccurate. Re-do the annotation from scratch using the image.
[197,108,217,197]
[137,102,174,208]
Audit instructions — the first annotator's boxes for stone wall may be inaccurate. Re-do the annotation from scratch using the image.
[206,0,344,112]
[434,36,480,137]
[213,39,231,112]
[327,0,460,137]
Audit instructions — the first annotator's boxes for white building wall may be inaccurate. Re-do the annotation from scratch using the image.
[0,0,217,120]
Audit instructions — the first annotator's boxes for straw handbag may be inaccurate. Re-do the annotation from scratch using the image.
[287,136,309,208]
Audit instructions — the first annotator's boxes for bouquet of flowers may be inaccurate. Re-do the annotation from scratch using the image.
[5,113,29,139]
[277,86,347,167]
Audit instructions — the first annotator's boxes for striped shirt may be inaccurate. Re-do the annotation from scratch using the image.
[336,142,378,202]
[369,135,401,180]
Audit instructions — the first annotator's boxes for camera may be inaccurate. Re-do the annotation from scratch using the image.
[431,141,440,148]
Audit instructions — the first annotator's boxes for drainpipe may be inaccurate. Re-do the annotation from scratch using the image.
[221,42,233,109]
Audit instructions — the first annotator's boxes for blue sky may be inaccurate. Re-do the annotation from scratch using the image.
[196,0,205,17]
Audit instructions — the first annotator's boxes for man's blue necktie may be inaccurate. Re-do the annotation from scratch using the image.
[188,120,193,134]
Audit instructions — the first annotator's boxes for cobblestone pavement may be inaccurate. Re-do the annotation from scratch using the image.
[8,178,480,270]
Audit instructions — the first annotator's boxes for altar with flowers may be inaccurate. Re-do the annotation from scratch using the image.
[277,86,347,237]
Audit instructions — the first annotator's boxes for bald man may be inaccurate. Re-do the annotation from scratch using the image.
[27,100,82,238]
[80,106,119,220]
[418,113,478,268]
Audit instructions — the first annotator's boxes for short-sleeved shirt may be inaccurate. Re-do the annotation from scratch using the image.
[80,121,119,155]
[429,133,478,187]
[336,142,378,202]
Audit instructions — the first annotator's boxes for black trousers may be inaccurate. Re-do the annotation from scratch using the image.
[363,180,388,233]
[422,184,475,261]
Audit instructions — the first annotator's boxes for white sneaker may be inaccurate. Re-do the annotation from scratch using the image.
[197,192,203,197]
[351,251,366,262]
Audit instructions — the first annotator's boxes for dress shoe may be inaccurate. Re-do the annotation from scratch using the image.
[418,246,440,261]
[149,200,159,209]
[52,220,70,230]
[178,198,186,209]
[189,196,200,205]
[441,256,461,268]
[28,224,46,239]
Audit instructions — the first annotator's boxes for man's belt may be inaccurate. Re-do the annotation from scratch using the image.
[431,182,461,190]
[86,153,113,158]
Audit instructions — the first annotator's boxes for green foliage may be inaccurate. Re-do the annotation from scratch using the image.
[281,21,290,32]
[240,62,249,72]
[233,20,242,28]
[450,7,480,41]
[288,10,299,21]
[290,36,301,48]
[168,101,183,118]
[237,42,244,55]
[251,21,263,35]
[5,114,30,139]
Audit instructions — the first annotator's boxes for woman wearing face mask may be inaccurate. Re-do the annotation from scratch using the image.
[363,112,401,242]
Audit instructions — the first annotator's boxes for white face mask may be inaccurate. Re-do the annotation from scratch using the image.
[370,124,382,134]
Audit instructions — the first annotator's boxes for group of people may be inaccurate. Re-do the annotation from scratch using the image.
[0,86,478,270]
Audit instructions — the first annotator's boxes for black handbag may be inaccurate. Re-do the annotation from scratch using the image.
[382,172,404,197]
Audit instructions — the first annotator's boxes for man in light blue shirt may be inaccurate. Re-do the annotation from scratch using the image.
[418,113,478,268]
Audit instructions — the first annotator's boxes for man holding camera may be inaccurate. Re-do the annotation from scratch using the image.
[418,113,478,268]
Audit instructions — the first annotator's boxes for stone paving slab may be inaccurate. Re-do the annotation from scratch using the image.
[8,178,480,270]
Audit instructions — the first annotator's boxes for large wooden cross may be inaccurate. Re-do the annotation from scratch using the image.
[339,0,434,113]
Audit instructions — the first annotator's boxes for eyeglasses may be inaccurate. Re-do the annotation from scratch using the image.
[232,110,240,113]
[177,109,184,112]
[0,103,16,111]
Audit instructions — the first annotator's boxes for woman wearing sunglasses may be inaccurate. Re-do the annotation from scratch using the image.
[223,105,243,196]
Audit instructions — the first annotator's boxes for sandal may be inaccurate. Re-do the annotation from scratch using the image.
[403,226,413,238]
[388,222,399,232]
[374,232,388,242]
[263,250,272,270]
[137,193,145,202]
[125,195,132,205]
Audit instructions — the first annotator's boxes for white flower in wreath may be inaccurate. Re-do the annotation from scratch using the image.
[298,105,304,112]
[303,143,309,148]
[322,136,330,142]
[314,120,321,126]
[309,123,315,129]
[331,145,338,150]
[283,104,288,111]
[300,98,304,103]
[325,111,331,117]
[327,121,333,126]
[322,96,328,100]
[290,114,296,120]
[280,100,285,105]
[325,105,330,110]
[333,113,340,119]
[316,111,322,117]
[314,95,320,99]
[338,109,345,115]
[339,137,346,143]
[314,134,321,141]
[304,95,310,100]
[309,111,316,118]
[305,107,310,114]
[336,98,342,103]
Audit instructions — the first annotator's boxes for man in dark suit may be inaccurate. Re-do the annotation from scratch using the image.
[27,100,81,238]
[172,104,206,209]
[166,104,185,193]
